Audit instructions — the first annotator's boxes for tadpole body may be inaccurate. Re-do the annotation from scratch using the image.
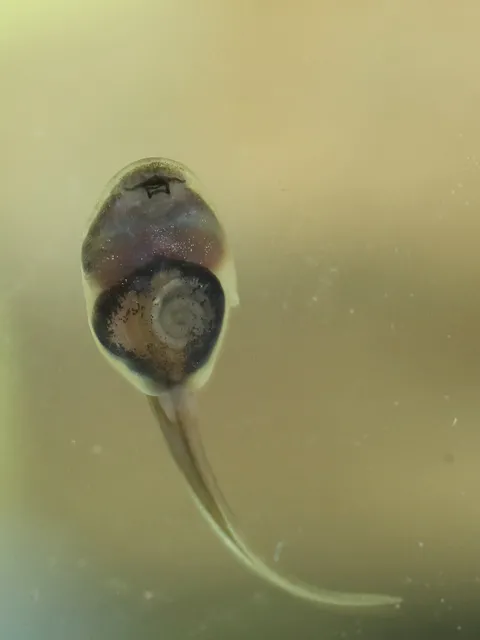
[80,157,402,612]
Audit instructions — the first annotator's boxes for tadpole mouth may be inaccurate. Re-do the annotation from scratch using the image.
[124,173,187,198]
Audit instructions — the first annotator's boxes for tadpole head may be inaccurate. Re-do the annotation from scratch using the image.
[81,157,239,397]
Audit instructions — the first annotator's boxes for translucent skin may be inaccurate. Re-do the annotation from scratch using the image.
[81,157,403,613]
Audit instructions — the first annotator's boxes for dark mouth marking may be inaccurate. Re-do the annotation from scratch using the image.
[125,174,186,199]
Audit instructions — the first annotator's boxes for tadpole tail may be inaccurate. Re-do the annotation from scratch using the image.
[146,395,403,613]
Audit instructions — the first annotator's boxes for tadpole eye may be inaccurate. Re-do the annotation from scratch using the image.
[91,258,225,390]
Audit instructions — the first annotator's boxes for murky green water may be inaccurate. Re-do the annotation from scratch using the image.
[3,1,480,637]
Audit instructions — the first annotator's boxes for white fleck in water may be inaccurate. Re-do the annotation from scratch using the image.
[311,295,318,303]
[451,190,456,195]
[418,541,425,548]
[71,439,77,445]
[452,417,458,427]
[92,444,103,455]
[274,541,286,563]
[143,590,154,601]
[349,308,355,315]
